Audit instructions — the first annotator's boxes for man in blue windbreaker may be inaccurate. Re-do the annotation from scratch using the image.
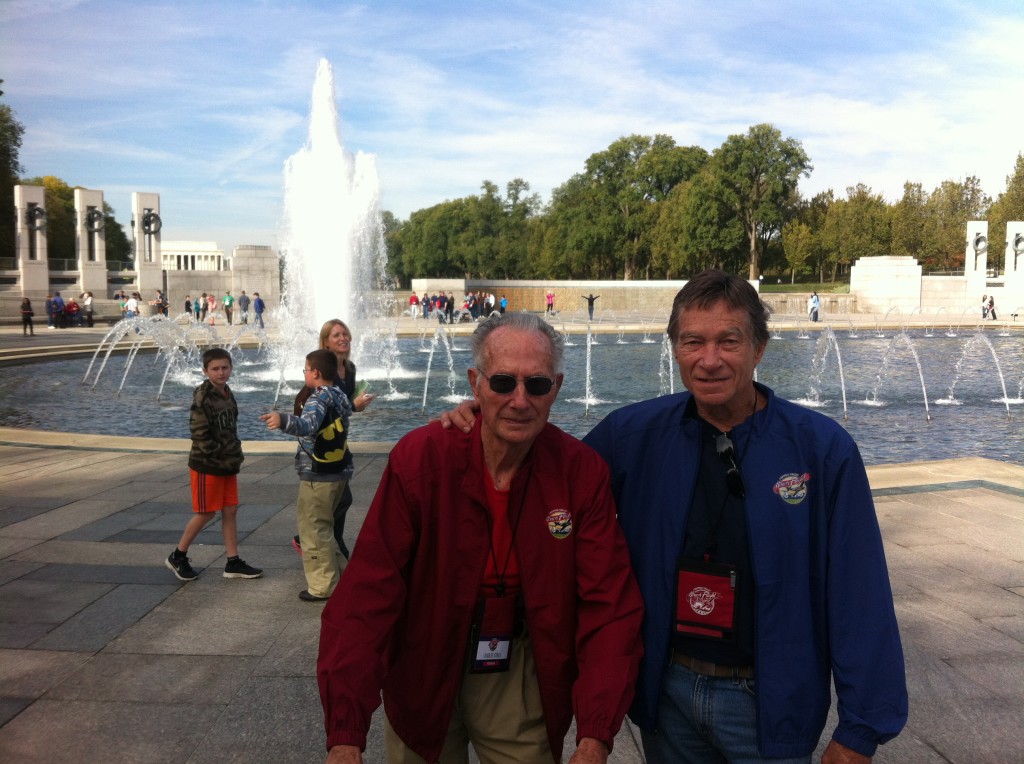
[585,270,907,763]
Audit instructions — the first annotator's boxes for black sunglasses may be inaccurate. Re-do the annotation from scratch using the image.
[479,371,556,397]
[715,432,746,499]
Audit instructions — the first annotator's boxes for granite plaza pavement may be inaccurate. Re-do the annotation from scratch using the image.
[0,323,1022,763]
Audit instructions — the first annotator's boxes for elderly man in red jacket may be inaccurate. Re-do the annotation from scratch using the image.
[318,312,644,764]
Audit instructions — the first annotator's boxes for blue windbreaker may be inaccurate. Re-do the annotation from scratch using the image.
[583,383,907,758]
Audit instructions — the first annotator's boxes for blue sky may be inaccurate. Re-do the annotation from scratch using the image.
[2,0,1022,256]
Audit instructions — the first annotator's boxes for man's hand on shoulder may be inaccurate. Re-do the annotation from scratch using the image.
[822,739,871,764]
[568,737,609,764]
[326,744,361,764]
[438,399,479,432]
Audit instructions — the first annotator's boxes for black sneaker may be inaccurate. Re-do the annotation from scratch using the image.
[223,558,263,579]
[166,552,198,581]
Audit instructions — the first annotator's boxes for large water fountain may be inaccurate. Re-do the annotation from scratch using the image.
[279,58,388,331]
[263,58,403,402]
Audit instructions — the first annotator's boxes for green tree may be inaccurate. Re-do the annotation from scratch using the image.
[890,182,931,263]
[986,153,1024,273]
[102,202,132,263]
[794,190,833,281]
[708,123,812,279]
[380,210,406,287]
[819,185,892,281]
[923,176,991,269]
[0,98,25,261]
[781,220,814,282]
[400,200,466,279]
[21,176,77,262]
[580,134,706,278]
[497,178,541,278]
[653,169,745,275]
[543,173,620,278]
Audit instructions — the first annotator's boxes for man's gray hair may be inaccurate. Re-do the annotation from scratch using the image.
[469,312,564,373]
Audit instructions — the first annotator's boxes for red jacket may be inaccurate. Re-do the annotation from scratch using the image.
[318,420,643,762]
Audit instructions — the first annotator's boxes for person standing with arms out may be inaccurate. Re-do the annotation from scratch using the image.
[545,288,555,315]
[166,348,263,582]
[237,290,251,325]
[582,293,600,321]
[318,312,643,764]
[252,292,266,328]
[291,319,375,561]
[20,297,35,336]
[261,350,353,601]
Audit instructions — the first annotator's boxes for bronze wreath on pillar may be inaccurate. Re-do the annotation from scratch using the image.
[142,211,162,234]
[86,209,105,233]
[26,205,47,230]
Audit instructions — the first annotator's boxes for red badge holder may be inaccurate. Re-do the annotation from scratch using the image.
[469,596,516,673]
[675,557,737,642]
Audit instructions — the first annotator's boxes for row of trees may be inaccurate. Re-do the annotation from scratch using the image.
[4,84,1021,283]
[0,82,22,261]
[389,125,1024,285]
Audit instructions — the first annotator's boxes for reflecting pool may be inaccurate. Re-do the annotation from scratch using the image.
[1,332,1020,466]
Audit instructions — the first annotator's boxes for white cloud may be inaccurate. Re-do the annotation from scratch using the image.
[4,0,1022,256]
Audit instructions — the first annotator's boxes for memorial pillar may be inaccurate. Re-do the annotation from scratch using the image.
[14,184,49,295]
[1003,221,1024,319]
[75,188,108,296]
[131,192,163,296]
[963,221,988,313]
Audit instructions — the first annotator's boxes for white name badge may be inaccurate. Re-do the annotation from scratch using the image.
[469,595,516,673]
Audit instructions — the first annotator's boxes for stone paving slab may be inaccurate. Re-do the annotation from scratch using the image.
[0,699,216,763]
[0,439,1021,763]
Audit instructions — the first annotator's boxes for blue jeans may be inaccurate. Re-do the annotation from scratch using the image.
[641,663,810,764]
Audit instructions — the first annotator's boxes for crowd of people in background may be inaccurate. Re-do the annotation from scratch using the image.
[409,290,509,322]
[40,290,96,329]
[34,288,268,330]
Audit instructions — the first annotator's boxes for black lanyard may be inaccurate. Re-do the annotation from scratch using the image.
[484,462,532,598]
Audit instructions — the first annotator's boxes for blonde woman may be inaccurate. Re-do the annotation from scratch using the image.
[291,319,375,559]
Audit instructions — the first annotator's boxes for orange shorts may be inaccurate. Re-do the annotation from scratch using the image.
[190,470,238,514]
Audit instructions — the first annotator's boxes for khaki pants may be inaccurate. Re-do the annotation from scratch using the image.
[296,479,346,597]
[384,630,550,764]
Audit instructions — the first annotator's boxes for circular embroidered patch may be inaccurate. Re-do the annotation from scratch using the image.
[545,508,573,539]
[688,586,720,615]
[773,472,812,504]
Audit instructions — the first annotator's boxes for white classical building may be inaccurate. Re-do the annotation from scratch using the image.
[160,241,227,272]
